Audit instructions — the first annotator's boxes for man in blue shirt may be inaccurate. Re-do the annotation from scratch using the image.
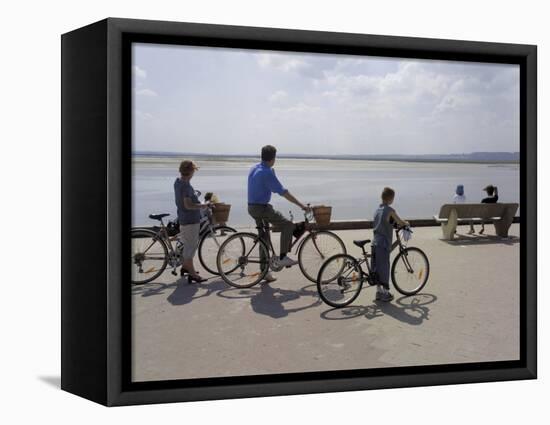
[248,145,309,280]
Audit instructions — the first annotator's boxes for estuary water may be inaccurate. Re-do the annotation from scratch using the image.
[132,156,519,227]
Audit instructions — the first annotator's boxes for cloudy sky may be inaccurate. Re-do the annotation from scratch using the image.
[132,43,519,155]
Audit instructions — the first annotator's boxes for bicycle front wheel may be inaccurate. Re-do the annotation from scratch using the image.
[198,225,237,275]
[391,247,430,295]
[298,231,346,282]
[131,228,168,285]
[317,254,363,308]
[216,232,270,288]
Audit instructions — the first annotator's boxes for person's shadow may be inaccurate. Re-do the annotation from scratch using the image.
[167,278,227,306]
[216,282,322,319]
[320,293,437,325]
[250,284,300,318]
[251,283,323,318]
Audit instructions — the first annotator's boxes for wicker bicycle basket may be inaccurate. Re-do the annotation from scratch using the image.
[312,205,332,225]
[212,203,231,224]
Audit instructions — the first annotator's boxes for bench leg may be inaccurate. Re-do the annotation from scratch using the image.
[493,205,516,237]
[441,209,458,240]
[493,217,513,237]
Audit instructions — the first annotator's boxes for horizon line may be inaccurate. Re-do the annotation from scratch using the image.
[132,150,520,157]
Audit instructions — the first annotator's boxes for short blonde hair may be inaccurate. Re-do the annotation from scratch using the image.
[179,160,198,176]
[381,187,395,202]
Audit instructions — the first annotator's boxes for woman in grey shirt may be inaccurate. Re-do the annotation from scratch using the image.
[174,160,209,283]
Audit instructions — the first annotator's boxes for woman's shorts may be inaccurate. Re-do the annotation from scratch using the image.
[179,223,200,260]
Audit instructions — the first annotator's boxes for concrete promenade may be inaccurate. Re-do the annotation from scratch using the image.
[131,223,520,382]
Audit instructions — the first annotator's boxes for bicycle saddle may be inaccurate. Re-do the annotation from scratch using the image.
[353,239,371,248]
[149,213,170,220]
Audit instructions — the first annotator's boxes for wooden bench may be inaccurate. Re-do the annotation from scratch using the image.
[434,203,519,240]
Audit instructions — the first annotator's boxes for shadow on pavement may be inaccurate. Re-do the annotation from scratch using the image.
[217,282,322,318]
[166,279,228,306]
[320,293,437,325]
[132,281,179,297]
[442,234,519,246]
[132,276,228,306]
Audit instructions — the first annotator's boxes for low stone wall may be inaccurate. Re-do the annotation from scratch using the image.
[136,216,520,232]
[271,216,520,232]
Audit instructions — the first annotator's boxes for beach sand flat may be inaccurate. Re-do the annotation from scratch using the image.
[131,224,520,382]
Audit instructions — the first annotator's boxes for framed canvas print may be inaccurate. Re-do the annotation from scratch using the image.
[61,18,537,406]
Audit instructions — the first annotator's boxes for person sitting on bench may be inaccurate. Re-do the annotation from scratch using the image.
[476,184,499,235]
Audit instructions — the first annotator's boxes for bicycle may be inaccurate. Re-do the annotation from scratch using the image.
[316,225,430,308]
[216,207,346,288]
[131,192,237,284]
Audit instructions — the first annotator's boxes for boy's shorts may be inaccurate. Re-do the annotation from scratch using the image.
[371,244,390,289]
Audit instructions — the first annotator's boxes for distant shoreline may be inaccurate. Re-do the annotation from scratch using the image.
[132,152,520,165]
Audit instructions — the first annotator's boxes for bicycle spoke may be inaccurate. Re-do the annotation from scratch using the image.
[217,233,269,288]
[317,254,363,308]
[142,266,160,274]
[299,231,346,283]
[392,248,429,295]
[198,226,238,275]
[131,229,168,284]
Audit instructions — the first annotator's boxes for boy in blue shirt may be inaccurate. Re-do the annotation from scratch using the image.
[371,187,409,302]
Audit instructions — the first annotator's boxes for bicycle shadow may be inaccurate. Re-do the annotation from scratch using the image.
[320,293,437,326]
[132,281,179,297]
[132,277,228,306]
[217,282,322,319]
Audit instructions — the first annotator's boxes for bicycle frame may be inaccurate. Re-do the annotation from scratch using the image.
[134,190,233,279]
[162,208,228,269]
[153,218,180,270]
[237,213,312,269]
[391,228,415,273]
[252,213,316,260]
[353,227,413,282]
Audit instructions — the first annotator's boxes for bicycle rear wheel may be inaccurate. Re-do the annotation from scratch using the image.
[317,254,363,308]
[298,231,346,282]
[198,225,237,275]
[131,228,168,284]
[391,247,430,295]
[216,232,270,288]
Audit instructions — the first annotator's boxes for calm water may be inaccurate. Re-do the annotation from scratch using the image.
[132,156,520,227]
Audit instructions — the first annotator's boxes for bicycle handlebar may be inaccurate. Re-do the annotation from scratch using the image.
[289,204,313,223]
[394,223,413,232]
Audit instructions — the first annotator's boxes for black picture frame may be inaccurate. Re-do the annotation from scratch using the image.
[61,17,537,406]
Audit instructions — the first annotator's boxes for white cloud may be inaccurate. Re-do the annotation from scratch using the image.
[256,53,327,79]
[320,60,517,120]
[274,102,321,115]
[135,110,153,120]
[132,43,519,155]
[133,65,147,79]
[135,88,158,97]
[268,90,288,104]
[257,53,307,72]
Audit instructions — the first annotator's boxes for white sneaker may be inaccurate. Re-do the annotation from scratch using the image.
[263,273,277,283]
[278,256,299,267]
